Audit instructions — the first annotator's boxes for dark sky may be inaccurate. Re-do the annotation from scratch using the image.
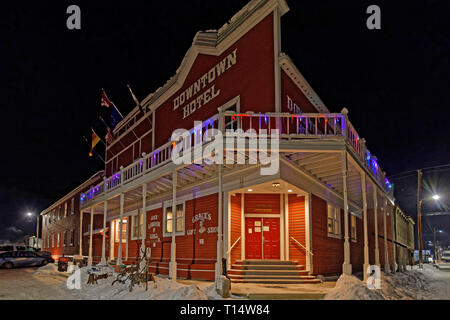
[0,0,449,247]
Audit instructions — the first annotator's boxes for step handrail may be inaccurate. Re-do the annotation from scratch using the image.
[290,236,314,256]
[227,237,241,255]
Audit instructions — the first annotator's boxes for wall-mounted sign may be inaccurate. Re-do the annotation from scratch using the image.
[173,49,238,119]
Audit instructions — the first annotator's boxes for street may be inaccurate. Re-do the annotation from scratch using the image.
[0,265,71,300]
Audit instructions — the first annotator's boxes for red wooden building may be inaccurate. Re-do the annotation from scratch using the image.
[42,0,413,284]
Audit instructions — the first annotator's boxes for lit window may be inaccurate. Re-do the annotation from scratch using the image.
[165,203,184,234]
[57,233,60,247]
[327,204,341,238]
[115,219,127,243]
[52,234,54,248]
[64,203,68,217]
[351,215,357,241]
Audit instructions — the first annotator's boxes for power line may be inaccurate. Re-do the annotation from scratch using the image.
[388,163,450,179]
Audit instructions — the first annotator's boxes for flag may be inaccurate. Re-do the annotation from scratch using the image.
[110,104,123,132]
[101,88,113,107]
[89,129,101,157]
[99,115,114,144]
[127,84,143,113]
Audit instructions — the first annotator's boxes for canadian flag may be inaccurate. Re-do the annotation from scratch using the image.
[101,88,113,107]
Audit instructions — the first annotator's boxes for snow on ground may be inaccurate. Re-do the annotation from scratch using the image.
[324,264,450,300]
[62,265,222,300]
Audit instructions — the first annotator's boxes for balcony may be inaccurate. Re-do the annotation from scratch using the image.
[81,110,393,208]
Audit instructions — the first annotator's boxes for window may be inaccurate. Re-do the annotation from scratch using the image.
[0,246,13,251]
[115,219,127,243]
[71,197,75,215]
[52,234,55,248]
[351,215,357,241]
[57,233,60,247]
[63,231,67,246]
[47,235,50,249]
[327,204,341,238]
[165,203,184,235]
[57,207,61,220]
[132,213,143,239]
[70,230,74,246]
[64,203,68,217]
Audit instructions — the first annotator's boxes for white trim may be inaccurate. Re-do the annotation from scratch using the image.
[241,193,245,260]
[162,201,186,238]
[327,203,342,239]
[305,192,313,273]
[130,213,143,241]
[284,193,289,261]
[280,193,285,260]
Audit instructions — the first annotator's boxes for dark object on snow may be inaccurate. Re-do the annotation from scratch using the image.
[58,257,69,272]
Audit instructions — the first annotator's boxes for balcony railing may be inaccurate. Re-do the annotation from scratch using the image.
[81,111,393,206]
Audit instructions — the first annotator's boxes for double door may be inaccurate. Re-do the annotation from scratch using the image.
[245,217,280,260]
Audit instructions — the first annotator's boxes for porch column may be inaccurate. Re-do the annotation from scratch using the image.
[125,215,129,261]
[391,206,397,273]
[79,210,83,256]
[383,199,390,272]
[109,220,114,262]
[140,183,147,271]
[342,152,352,275]
[215,162,223,279]
[240,193,245,260]
[100,200,107,265]
[170,170,177,280]
[88,206,94,266]
[362,174,370,282]
[373,186,380,266]
[117,193,124,265]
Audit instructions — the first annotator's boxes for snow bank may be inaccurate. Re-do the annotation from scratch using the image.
[324,265,448,300]
[63,266,212,300]
[33,263,60,276]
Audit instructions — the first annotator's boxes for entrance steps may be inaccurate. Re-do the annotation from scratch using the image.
[228,260,321,284]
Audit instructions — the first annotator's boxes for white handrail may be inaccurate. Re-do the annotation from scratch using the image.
[227,237,241,255]
[290,236,314,256]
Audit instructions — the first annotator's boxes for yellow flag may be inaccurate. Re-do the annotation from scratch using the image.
[89,130,101,157]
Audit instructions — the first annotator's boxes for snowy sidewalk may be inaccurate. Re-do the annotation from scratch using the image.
[324,264,450,300]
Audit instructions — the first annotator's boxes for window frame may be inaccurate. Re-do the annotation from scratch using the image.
[131,214,143,241]
[71,197,75,215]
[57,233,60,247]
[163,201,185,237]
[115,219,128,243]
[327,203,342,239]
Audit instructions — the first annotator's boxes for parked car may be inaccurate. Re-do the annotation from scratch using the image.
[0,244,51,257]
[0,251,54,269]
[437,250,450,270]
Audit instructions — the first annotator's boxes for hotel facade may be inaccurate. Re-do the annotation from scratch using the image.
[41,0,414,284]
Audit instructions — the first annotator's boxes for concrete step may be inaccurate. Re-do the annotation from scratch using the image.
[230,278,322,284]
[231,264,305,270]
[229,274,316,280]
[228,269,309,276]
[235,260,298,266]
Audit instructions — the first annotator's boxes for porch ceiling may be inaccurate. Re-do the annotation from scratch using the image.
[283,151,363,212]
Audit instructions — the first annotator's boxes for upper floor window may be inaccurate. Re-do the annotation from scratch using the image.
[71,197,75,215]
[70,230,74,246]
[164,203,184,236]
[351,215,357,241]
[52,234,55,248]
[64,203,68,218]
[63,231,67,246]
[131,214,143,240]
[57,233,60,247]
[327,204,341,238]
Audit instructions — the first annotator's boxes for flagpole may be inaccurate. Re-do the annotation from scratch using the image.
[82,136,105,163]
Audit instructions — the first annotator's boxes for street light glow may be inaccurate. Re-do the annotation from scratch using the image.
[27,212,33,217]
[432,194,440,200]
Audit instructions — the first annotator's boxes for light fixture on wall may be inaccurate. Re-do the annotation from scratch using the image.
[272,182,280,188]
[247,189,253,192]
[287,189,293,193]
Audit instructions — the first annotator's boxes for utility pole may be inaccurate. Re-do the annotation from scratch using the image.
[417,169,423,268]
[433,228,437,263]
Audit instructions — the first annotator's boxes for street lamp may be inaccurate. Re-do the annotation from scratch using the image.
[432,194,440,200]
[26,212,40,249]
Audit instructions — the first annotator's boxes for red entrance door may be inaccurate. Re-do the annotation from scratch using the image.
[245,217,280,260]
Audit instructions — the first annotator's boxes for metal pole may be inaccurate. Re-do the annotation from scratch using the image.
[417,169,423,268]
[433,228,437,263]
[36,215,40,249]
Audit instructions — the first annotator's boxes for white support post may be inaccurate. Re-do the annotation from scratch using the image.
[170,170,177,280]
[284,194,290,261]
[226,192,231,271]
[117,193,124,265]
[109,220,114,262]
[384,199,390,273]
[362,174,370,282]
[373,186,380,266]
[240,193,245,260]
[88,206,94,266]
[100,200,107,265]
[342,152,352,275]
[280,194,285,261]
[79,210,83,257]
[140,183,147,271]
[391,206,397,273]
[125,216,129,261]
[215,162,223,279]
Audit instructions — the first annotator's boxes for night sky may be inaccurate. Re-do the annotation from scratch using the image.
[0,1,449,248]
